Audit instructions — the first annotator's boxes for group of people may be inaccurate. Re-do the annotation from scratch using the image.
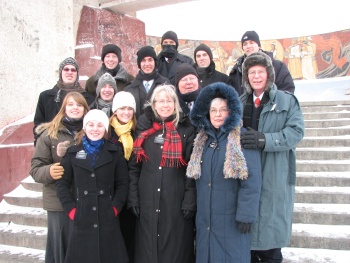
[30,29,304,263]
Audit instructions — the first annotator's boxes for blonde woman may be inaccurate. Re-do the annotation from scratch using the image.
[30,92,89,263]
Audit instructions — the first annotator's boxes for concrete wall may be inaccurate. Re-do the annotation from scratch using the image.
[0,0,98,129]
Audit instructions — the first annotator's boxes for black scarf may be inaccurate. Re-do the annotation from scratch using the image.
[62,115,83,134]
[160,45,177,58]
[243,93,269,128]
[177,88,201,115]
[102,63,121,77]
[135,69,159,81]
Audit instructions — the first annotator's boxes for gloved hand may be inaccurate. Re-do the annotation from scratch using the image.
[69,208,76,221]
[241,127,265,149]
[49,163,64,180]
[238,222,252,234]
[57,141,70,157]
[131,206,140,218]
[182,210,195,219]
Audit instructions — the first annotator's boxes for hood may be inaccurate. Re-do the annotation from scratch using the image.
[242,51,275,94]
[190,82,242,133]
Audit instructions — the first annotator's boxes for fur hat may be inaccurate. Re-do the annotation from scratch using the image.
[161,31,179,49]
[83,109,109,132]
[194,43,213,61]
[59,57,79,84]
[242,52,275,94]
[96,73,118,97]
[112,91,136,113]
[241,31,261,48]
[137,46,158,69]
[175,63,199,87]
[101,44,122,62]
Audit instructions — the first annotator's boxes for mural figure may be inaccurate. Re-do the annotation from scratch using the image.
[211,41,228,73]
[285,39,303,79]
[301,41,316,79]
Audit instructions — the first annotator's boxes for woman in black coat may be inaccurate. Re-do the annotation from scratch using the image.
[56,109,129,263]
[128,84,196,263]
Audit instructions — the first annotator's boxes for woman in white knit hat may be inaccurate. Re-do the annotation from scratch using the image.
[108,91,137,262]
[56,109,129,263]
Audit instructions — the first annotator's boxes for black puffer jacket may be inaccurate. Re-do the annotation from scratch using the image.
[229,50,295,95]
[194,61,232,88]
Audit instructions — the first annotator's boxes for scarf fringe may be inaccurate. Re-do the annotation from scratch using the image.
[160,157,187,168]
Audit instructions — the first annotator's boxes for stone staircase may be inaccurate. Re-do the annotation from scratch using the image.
[0,100,349,262]
[283,100,350,262]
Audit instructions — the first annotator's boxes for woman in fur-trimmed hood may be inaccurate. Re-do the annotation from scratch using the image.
[240,52,304,262]
[187,82,262,263]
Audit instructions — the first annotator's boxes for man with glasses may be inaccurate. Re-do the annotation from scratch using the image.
[33,57,94,145]
[174,63,201,115]
[157,30,194,85]
[229,31,295,96]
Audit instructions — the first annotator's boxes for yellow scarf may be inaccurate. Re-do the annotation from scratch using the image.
[110,117,134,161]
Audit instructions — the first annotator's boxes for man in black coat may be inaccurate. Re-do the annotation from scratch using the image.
[124,46,169,119]
[157,31,194,85]
[229,31,295,95]
[194,43,232,88]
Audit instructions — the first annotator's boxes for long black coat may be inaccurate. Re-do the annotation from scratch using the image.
[195,61,232,88]
[229,51,295,95]
[128,108,196,263]
[124,73,169,119]
[56,141,129,263]
[157,52,194,85]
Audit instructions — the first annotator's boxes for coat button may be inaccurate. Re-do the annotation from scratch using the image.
[157,188,160,192]
[100,190,104,194]
[159,167,162,169]
[93,224,98,228]
[91,173,95,177]
[208,182,211,187]
[92,206,97,211]
[160,146,163,149]
[84,190,88,195]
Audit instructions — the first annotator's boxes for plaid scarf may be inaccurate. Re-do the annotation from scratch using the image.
[133,121,186,167]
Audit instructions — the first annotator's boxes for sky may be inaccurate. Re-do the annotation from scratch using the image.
[136,0,350,41]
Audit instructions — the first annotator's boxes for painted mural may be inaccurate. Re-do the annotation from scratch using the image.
[147,29,350,80]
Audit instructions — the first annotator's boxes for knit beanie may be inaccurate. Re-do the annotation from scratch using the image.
[137,46,158,69]
[175,63,199,87]
[101,44,122,62]
[194,43,213,61]
[96,73,118,97]
[83,109,109,132]
[241,31,261,48]
[59,57,79,83]
[161,31,179,49]
[112,91,136,113]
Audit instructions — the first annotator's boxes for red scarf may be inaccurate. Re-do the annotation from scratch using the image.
[133,121,186,167]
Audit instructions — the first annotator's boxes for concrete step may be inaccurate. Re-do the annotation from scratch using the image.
[297,147,350,160]
[304,127,350,137]
[298,136,350,147]
[304,118,350,128]
[0,200,46,227]
[296,160,350,172]
[290,224,350,250]
[300,100,350,108]
[295,187,350,204]
[282,247,350,263]
[0,245,44,262]
[293,203,350,225]
[301,105,350,113]
[303,112,350,120]
[296,172,350,187]
[3,185,42,208]
[0,222,46,250]
[20,177,42,192]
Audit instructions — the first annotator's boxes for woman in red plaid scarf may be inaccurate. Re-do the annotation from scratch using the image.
[128,84,196,263]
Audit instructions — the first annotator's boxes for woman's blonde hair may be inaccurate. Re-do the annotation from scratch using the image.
[47,92,89,139]
[145,84,180,127]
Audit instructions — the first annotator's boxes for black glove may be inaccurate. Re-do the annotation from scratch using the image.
[182,210,195,219]
[238,222,252,234]
[241,127,265,149]
[131,206,140,218]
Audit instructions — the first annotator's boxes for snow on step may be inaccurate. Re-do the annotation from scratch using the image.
[282,247,350,263]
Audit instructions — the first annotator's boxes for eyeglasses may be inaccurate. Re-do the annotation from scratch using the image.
[209,108,229,115]
[63,67,77,72]
[248,70,266,77]
[180,77,198,83]
[155,100,174,105]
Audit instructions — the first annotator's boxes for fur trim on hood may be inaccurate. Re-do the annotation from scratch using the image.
[190,82,242,133]
[242,51,275,94]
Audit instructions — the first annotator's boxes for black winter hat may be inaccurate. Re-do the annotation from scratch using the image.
[161,31,179,49]
[101,44,122,62]
[137,46,158,69]
[241,31,261,48]
[194,43,213,62]
[58,57,79,85]
[175,63,199,87]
